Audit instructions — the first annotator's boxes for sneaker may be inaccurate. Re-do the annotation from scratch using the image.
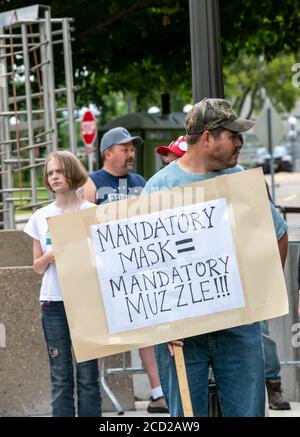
[147,396,169,414]
[266,379,291,410]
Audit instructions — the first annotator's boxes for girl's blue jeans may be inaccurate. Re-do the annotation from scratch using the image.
[41,301,102,417]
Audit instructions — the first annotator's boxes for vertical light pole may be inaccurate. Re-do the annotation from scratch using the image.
[267,107,276,203]
[188,0,224,102]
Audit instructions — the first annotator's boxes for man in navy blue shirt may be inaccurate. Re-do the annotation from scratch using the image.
[84,127,145,205]
[84,127,168,414]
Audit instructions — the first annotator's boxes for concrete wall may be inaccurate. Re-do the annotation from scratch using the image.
[0,230,33,267]
[0,267,50,416]
[101,353,136,412]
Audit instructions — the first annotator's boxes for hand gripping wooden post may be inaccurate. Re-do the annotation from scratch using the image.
[173,345,194,417]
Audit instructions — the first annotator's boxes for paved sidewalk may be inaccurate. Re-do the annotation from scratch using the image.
[103,401,300,417]
[104,401,169,417]
[268,402,300,417]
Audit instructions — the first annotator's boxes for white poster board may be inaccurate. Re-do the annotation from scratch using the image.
[91,198,244,334]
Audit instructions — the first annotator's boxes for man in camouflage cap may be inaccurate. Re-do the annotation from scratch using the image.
[142,97,288,417]
[178,98,254,172]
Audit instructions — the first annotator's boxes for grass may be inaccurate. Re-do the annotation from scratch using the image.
[13,189,50,215]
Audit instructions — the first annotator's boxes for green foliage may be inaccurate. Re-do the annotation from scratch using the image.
[221,0,300,62]
[1,0,300,121]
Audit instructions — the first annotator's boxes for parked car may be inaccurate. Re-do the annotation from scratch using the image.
[255,145,293,173]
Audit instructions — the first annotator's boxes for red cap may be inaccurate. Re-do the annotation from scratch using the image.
[155,136,187,158]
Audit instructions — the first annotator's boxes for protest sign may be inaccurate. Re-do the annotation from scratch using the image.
[90,198,244,334]
[48,168,288,362]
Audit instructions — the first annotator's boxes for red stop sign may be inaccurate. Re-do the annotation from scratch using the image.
[81,110,97,147]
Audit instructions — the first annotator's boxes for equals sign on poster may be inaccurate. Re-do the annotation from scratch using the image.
[175,238,195,254]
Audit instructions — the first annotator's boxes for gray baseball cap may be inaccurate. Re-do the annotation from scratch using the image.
[100,127,143,156]
[185,98,255,134]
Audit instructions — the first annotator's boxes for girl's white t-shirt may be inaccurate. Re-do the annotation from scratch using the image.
[24,201,95,301]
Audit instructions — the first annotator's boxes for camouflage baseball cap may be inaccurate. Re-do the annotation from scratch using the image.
[185,98,255,134]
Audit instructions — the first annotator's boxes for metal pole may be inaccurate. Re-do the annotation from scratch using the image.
[39,20,51,154]
[62,18,77,154]
[21,23,37,209]
[87,152,94,173]
[44,10,58,152]
[189,0,224,102]
[0,27,4,229]
[267,107,276,203]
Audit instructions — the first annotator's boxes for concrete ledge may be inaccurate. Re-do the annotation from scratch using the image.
[0,230,32,267]
[0,266,135,415]
[0,267,50,416]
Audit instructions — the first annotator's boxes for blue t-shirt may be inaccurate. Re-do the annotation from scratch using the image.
[142,161,287,240]
[90,168,146,204]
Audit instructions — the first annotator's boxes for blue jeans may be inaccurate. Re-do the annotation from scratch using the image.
[155,323,265,417]
[42,301,102,417]
[260,320,281,380]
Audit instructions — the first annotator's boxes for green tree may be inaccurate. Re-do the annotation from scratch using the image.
[1,0,299,118]
[224,53,300,117]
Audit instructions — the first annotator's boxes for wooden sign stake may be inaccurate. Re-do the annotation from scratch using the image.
[173,345,194,417]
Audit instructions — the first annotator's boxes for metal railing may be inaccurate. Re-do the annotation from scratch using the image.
[100,354,146,415]
[0,5,77,229]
